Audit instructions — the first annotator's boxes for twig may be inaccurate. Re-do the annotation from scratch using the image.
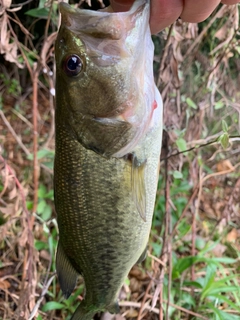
[11,108,33,128]
[184,5,227,58]
[0,110,31,156]
[147,251,165,267]
[119,300,209,320]
[0,156,34,318]
[0,156,29,217]
[120,300,159,315]
[44,0,54,41]
[32,63,39,219]
[191,169,201,286]
[0,109,52,175]
[165,142,171,320]
[157,24,174,88]
[153,133,171,320]
[28,273,56,320]
[137,280,153,320]
[10,0,35,7]
[170,185,199,239]
[201,162,240,185]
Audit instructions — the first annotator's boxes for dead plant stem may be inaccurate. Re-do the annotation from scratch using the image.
[184,5,226,58]
[32,64,39,220]
[157,24,174,88]
[170,185,199,239]
[165,146,171,320]
[137,280,153,320]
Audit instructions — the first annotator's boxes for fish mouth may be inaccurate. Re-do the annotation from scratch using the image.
[59,0,149,39]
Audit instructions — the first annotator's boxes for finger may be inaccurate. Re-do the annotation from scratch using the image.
[181,0,221,23]
[111,0,183,34]
[150,0,183,34]
[221,0,240,4]
[110,0,133,12]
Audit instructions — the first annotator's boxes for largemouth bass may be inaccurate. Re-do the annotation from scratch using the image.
[54,0,163,319]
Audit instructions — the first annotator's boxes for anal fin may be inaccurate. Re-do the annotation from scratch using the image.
[131,153,147,222]
[56,241,78,298]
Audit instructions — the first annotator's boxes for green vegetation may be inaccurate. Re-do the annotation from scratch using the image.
[0,1,239,320]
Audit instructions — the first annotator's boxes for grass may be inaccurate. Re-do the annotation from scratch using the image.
[0,1,240,320]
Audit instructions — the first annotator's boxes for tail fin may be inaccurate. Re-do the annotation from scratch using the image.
[70,302,96,320]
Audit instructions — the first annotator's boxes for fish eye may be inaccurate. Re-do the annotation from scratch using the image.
[63,54,83,76]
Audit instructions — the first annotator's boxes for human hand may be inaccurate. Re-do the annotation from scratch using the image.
[110,0,240,34]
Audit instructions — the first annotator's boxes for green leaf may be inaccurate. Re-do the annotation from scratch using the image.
[41,204,52,221]
[214,100,224,110]
[172,256,198,280]
[205,303,225,320]
[222,119,228,132]
[183,281,203,289]
[208,286,239,296]
[25,8,49,19]
[198,239,221,256]
[186,97,197,109]
[27,149,54,161]
[42,161,54,170]
[206,257,237,264]
[173,170,183,179]
[176,138,187,153]
[219,132,229,149]
[41,301,65,312]
[211,294,240,311]
[34,240,48,251]
[37,199,47,214]
[152,242,162,257]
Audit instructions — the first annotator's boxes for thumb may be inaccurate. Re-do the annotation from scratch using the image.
[110,0,134,12]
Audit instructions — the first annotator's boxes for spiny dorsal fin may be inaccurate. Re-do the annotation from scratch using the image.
[131,153,147,222]
[56,241,79,298]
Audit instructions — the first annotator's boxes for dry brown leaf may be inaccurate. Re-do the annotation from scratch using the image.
[226,228,238,243]
[0,279,11,289]
[39,249,51,261]
[8,184,18,200]
[125,308,138,318]
[211,243,226,257]
[0,204,16,215]
[18,227,28,247]
[0,13,24,68]
[215,25,228,40]
[216,160,234,172]
[0,14,8,50]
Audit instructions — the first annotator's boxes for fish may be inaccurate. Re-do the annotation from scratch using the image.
[54,0,163,319]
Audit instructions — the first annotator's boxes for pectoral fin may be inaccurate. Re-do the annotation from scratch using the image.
[131,154,147,222]
[56,242,78,298]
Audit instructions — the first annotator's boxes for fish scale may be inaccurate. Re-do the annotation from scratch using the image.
[55,124,150,291]
[54,0,163,319]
